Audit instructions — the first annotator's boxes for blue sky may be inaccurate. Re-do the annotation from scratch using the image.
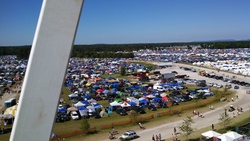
[0,0,250,46]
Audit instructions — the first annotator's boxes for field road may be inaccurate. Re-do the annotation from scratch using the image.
[104,63,250,141]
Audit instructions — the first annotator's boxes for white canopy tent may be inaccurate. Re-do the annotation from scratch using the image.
[121,103,131,107]
[74,101,85,107]
[110,101,121,106]
[201,130,222,138]
[217,134,234,141]
[223,131,243,140]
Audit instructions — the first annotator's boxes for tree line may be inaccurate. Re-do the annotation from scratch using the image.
[0,41,250,59]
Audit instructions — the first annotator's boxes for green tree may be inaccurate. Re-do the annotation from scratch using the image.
[120,66,126,76]
[179,116,195,141]
[81,119,90,133]
[218,109,232,132]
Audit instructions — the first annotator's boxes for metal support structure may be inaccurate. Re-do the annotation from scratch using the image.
[10,0,84,140]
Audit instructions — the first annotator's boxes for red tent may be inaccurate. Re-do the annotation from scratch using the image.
[96,89,104,93]
[162,96,169,102]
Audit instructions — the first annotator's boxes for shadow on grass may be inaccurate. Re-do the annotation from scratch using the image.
[0,127,12,135]
[86,130,99,135]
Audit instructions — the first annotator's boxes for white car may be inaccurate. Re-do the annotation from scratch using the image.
[119,130,139,140]
[208,82,214,87]
[216,84,223,88]
[70,111,80,120]
[68,91,79,100]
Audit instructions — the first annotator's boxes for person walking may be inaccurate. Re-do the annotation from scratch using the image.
[152,134,155,141]
[159,133,161,141]
[200,112,203,118]
[174,127,177,134]
[138,122,144,129]
[155,134,158,141]
[212,124,214,130]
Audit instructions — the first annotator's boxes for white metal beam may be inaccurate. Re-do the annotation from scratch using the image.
[10,0,84,141]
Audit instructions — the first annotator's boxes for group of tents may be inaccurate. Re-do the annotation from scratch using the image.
[201,130,247,141]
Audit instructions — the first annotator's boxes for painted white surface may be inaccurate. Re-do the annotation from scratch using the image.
[10,0,84,141]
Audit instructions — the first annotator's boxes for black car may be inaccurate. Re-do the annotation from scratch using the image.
[234,85,239,89]
[116,108,127,116]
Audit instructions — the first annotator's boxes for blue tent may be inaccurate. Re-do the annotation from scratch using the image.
[92,84,100,89]
[93,103,102,108]
[78,106,87,110]
[153,97,162,103]
[139,99,148,104]
[152,92,159,96]
[134,85,140,89]
[111,88,117,93]
[81,100,90,105]
[128,101,137,106]
[84,95,91,100]
[58,107,67,113]
[110,82,119,88]
[103,90,109,94]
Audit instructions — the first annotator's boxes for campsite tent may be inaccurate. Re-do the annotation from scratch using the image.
[127,101,137,106]
[121,102,131,107]
[162,96,169,102]
[110,101,121,106]
[88,98,97,103]
[201,130,222,138]
[81,100,90,106]
[93,103,102,108]
[58,107,67,113]
[4,104,18,118]
[127,97,139,106]
[223,131,243,140]
[78,107,88,117]
[146,94,155,98]
[160,93,167,97]
[74,101,85,107]
[217,134,234,141]
[99,110,108,117]
[67,106,77,112]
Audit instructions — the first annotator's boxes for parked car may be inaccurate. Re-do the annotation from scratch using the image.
[208,82,214,87]
[70,111,80,120]
[68,91,79,100]
[234,85,239,89]
[119,130,139,140]
[216,84,223,88]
